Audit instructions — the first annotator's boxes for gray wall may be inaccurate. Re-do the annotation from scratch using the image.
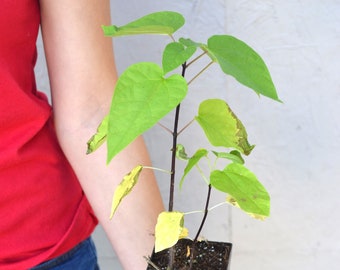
[35,1,340,269]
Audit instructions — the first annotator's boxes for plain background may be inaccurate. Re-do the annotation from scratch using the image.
[35,0,340,269]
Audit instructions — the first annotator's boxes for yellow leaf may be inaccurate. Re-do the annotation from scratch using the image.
[86,115,109,154]
[154,211,188,252]
[110,165,143,219]
[179,227,189,239]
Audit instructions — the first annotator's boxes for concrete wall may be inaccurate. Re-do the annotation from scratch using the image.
[35,1,340,269]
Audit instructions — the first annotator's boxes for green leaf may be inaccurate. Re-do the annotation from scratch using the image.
[179,38,202,48]
[207,35,280,101]
[179,148,208,189]
[212,150,245,164]
[155,211,188,252]
[162,42,197,74]
[102,11,185,37]
[195,99,254,155]
[210,163,270,218]
[176,144,189,160]
[107,62,188,163]
[86,114,109,154]
[110,165,143,219]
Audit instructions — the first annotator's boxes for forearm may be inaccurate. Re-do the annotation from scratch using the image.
[48,45,164,269]
[61,127,163,269]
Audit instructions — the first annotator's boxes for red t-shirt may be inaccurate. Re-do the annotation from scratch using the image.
[0,1,98,269]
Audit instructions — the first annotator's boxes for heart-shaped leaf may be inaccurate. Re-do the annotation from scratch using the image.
[107,62,187,163]
[210,163,270,218]
[207,35,280,101]
[102,11,185,37]
[162,42,197,74]
[155,211,188,252]
[195,99,254,155]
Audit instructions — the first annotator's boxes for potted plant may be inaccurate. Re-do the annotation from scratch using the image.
[87,11,281,270]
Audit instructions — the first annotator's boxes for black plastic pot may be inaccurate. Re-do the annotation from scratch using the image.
[146,238,232,270]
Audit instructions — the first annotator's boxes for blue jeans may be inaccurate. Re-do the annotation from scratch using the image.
[31,237,99,270]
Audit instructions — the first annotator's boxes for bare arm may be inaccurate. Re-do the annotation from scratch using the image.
[39,0,164,269]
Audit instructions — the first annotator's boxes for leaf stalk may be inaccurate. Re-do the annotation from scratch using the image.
[187,61,214,85]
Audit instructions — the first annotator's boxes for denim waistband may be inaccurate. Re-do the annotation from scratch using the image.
[30,237,99,270]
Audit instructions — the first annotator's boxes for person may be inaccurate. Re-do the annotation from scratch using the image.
[0,0,164,269]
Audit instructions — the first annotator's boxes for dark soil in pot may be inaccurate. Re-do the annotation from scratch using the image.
[146,238,232,270]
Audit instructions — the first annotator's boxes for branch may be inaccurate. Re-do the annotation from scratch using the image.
[187,61,214,85]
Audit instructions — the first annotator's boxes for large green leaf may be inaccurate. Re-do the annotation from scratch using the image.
[155,211,188,252]
[162,42,197,74]
[102,11,185,37]
[107,62,187,162]
[195,99,254,155]
[110,165,143,219]
[206,35,280,101]
[210,163,270,218]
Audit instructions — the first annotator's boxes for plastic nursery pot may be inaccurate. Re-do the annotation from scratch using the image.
[146,238,232,270]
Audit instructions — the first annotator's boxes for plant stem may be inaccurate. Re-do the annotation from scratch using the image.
[143,166,171,174]
[193,184,212,243]
[144,256,161,270]
[186,51,207,68]
[177,118,195,136]
[187,61,214,85]
[169,34,176,42]
[168,63,187,269]
[168,62,187,212]
[184,201,228,215]
[168,104,180,212]
[189,184,212,269]
[157,122,173,135]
